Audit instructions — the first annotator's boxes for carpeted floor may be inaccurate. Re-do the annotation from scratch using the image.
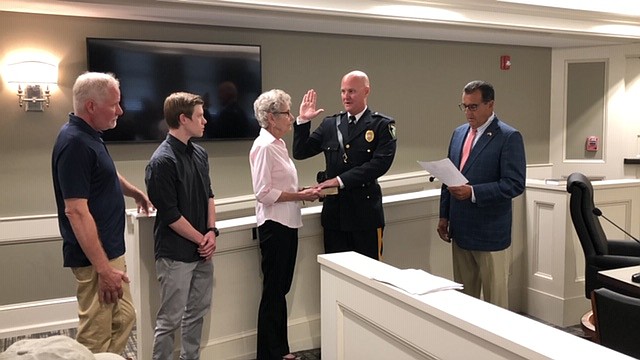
[0,316,588,359]
[291,348,321,360]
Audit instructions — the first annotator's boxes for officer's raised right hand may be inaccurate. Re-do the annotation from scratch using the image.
[299,89,325,121]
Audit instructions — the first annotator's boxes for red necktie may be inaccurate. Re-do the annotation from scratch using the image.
[460,128,477,169]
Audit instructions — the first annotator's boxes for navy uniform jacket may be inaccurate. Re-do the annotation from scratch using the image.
[293,108,397,231]
[439,117,526,251]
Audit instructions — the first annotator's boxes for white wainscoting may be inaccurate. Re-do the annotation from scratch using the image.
[0,214,60,245]
[0,297,78,339]
[525,179,640,326]
[0,214,78,339]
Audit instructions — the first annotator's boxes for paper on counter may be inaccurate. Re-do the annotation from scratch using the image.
[371,268,463,295]
[418,159,468,186]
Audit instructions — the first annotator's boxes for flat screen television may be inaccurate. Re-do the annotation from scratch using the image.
[86,38,262,142]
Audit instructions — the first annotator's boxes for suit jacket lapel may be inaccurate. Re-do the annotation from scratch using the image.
[463,118,500,171]
[453,126,468,168]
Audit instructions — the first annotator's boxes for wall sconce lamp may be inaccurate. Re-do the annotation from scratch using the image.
[6,60,58,112]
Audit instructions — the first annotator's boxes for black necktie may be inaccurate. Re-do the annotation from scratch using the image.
[348,115,356,135]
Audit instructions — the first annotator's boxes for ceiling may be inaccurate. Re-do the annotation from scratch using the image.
[2,0,640,48]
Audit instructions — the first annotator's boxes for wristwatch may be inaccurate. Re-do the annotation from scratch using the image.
[208,227,220,237]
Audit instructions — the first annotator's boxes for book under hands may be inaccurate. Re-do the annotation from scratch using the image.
[302,186,338,196]
[320,187,338,195]
[371,268,463,295]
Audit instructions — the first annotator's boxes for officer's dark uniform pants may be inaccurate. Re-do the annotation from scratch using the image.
[323,227,384,260]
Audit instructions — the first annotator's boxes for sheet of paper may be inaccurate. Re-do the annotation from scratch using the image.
[371,268,463,295]
[418,159,468,186]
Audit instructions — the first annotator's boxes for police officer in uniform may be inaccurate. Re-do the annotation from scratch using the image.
[293,70,397,260]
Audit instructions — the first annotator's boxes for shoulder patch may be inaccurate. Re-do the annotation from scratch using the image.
[389,124,397,140]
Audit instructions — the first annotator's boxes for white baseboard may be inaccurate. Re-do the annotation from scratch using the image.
[200,316,321,360]
[525,287,590,327]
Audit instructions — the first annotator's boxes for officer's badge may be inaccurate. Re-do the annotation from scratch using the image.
[365,130,374,142]
[389,124,397,140]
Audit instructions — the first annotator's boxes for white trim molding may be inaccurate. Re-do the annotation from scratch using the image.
[0,297,78,338]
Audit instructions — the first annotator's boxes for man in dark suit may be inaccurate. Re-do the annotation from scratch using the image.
[293,70,397,260]
[437,80,526,308]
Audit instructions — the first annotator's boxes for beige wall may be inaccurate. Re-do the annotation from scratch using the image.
[0,11,551,217]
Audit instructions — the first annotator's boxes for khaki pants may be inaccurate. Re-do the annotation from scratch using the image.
[452,241,510,309]
[71,255,135,355]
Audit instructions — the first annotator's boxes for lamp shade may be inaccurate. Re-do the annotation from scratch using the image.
[6,60,58,85]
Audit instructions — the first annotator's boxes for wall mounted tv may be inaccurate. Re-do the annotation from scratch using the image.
[86,38,262,142]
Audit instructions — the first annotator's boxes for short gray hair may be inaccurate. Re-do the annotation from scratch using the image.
[253,89,291,128]
[72,72,120,114]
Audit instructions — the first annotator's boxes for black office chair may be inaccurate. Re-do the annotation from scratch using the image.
[592,288,640,358]
[566,172,640,299]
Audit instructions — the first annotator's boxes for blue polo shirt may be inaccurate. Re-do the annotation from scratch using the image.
[52,114,126,268]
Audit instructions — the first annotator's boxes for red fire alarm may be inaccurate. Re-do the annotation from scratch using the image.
[500,55,511,70]
[586,136,599,152]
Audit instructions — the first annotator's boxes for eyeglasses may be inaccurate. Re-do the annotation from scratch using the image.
[458,102,489,112]
[272,110,292,117]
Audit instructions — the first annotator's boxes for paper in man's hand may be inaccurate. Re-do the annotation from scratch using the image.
[418,159,468,186]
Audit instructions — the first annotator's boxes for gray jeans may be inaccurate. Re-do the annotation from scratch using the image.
[152,258,214,360]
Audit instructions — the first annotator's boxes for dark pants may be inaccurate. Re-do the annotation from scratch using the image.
[257,220,298,360]
[323,227,383,260]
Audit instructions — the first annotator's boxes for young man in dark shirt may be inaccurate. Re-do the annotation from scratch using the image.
[145,92,217,360]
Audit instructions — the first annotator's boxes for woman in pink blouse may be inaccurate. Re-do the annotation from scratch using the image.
[249,89,321,360]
